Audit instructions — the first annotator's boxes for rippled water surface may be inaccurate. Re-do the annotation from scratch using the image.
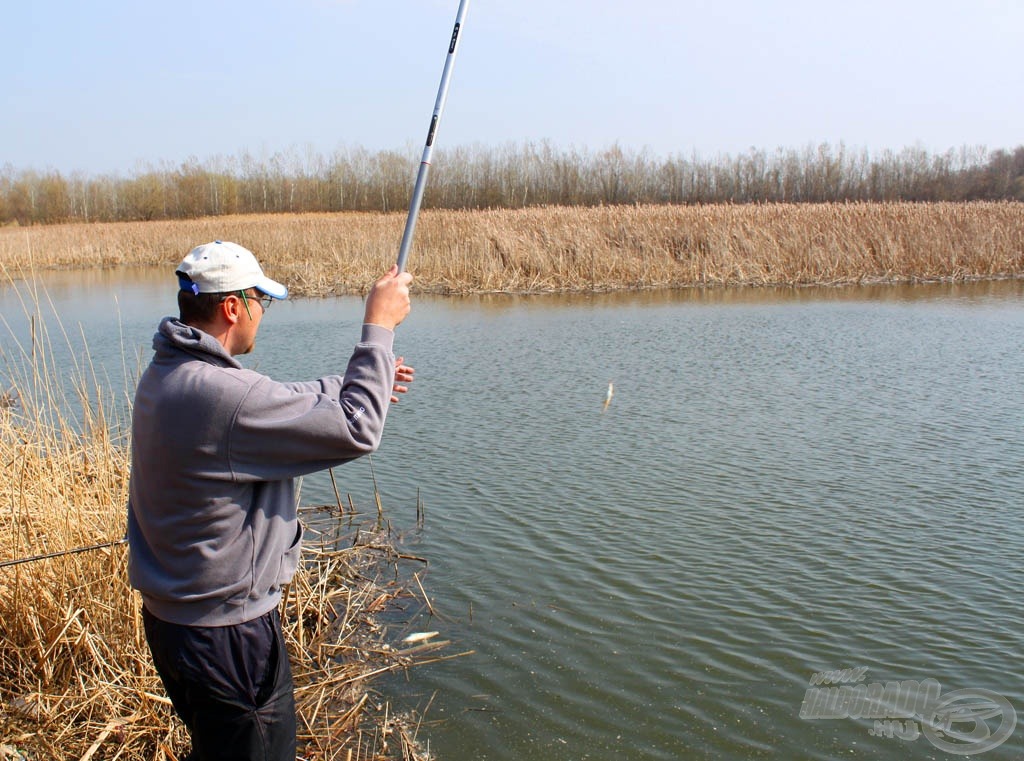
[3,273,1022,759]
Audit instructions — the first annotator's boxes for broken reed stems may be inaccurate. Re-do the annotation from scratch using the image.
[0,201,1021,295]
[0,528,442,760]
[0,301,446,761]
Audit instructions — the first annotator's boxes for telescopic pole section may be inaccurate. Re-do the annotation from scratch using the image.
[396,0,470,273]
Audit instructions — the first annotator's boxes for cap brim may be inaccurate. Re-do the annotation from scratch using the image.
[255,277,288,300]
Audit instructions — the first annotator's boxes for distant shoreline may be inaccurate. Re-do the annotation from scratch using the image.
[2,202,1021,296]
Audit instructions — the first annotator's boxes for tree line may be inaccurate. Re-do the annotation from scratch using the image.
[2,141,1023,226]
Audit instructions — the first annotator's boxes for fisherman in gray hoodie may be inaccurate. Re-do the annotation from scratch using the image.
[127,240,413,760]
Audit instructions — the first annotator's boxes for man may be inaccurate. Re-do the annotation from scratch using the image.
[127,240,413,760]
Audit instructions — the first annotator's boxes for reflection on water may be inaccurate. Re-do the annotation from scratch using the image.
[436,277,1024,311]
[2,272,1023,760]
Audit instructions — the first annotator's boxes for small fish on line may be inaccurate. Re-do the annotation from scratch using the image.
[402,631,440,644]
[602,381,614,413]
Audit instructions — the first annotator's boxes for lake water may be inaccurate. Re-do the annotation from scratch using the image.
[2,271,1022,760]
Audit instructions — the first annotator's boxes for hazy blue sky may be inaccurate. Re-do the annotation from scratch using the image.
[3,0,1022,174]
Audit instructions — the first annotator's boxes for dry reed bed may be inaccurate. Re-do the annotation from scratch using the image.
[1,202,1021,296]
[0,317,448,760]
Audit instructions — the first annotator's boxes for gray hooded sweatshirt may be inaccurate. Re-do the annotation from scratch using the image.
[127,317,396,627]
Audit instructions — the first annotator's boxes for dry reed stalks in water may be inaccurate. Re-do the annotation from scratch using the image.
[1,202,1020,295]
[0,500,450,761]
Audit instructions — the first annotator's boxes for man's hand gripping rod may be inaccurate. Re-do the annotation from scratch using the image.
[395,0,470,273]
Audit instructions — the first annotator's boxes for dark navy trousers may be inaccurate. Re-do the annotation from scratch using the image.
[143,606,297,761]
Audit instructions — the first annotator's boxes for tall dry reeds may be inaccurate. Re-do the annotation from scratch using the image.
[0,298,447,760]
[1,202,1021,296]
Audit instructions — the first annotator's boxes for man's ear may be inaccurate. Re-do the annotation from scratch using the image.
[220,294,243,325]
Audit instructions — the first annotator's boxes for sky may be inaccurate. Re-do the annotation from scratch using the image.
[3,0,1023,175]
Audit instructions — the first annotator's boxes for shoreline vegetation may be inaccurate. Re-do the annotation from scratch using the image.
[0,306,456,760]
[1,202,1022,296]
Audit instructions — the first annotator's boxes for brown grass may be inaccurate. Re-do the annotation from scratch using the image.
[1,202,1021,296]
[0,304,451,760]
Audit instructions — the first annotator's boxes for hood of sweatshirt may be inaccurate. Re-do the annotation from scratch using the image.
[154,316,242,369]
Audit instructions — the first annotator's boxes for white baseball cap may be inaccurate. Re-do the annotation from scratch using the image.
[176,240,288,299]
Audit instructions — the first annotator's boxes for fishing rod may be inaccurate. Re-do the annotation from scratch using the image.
[0,538,127,570]
[395,0,471,273]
